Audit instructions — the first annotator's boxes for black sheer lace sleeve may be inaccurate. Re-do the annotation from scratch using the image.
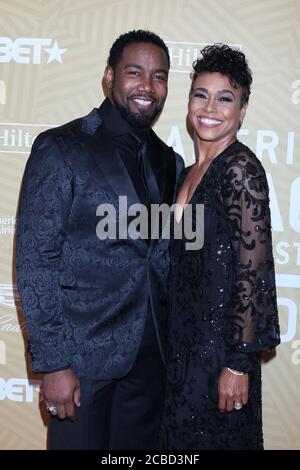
[221,145,280,371]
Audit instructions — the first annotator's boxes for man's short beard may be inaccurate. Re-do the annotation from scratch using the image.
[111,90,162,129]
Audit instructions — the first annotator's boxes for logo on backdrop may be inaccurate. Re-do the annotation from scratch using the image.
[291,340,300,365]
[0,340,6,365]
[291,80,300,104]
[166,41,241,73]
[0,216,16,236]
[0,122,56,155]
[0,377,41,402]
[0,80,6,104]
[0,283,20,309]
[0,283,27,334]
[0,37,67,64]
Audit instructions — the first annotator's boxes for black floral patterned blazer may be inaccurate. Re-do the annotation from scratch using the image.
[16,99,184,379]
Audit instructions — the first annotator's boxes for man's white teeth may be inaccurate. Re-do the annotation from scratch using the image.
[133,98,152,106]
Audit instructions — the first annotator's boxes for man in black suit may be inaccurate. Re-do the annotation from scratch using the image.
[16,30,184,449]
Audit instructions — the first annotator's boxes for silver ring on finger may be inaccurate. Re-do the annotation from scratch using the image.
[233,402,243,411]
[47,405,58,416]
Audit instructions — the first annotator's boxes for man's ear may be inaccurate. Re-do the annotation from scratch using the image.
[104,66,114,90]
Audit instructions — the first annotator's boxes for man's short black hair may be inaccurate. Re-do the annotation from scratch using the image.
[191,44,252,107]
[108,29,170,70]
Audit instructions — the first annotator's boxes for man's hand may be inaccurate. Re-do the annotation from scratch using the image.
[218,367,248,412]
[41,369,81,421]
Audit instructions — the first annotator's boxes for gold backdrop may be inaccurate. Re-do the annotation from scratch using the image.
[0,0,299,450]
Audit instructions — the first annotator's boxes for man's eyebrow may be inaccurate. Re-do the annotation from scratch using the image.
[153,69,168,75]
[124,63,143,69]
[124,64,168,75]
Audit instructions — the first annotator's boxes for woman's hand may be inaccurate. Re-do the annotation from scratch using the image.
[218,367,248,412]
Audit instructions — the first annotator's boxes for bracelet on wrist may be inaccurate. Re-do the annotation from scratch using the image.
[226,367,245,376]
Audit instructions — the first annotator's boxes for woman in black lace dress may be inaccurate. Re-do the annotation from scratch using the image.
[160,44,280,450]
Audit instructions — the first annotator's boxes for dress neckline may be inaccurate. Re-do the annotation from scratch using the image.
[186,140,240,202]
[175,140,240,224]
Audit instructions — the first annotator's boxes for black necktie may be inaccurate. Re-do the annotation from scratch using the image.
[137,139,151,206]
[131,133,160,207]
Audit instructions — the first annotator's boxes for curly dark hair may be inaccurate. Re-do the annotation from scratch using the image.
[108,29,170,71]
[191,44,252,106]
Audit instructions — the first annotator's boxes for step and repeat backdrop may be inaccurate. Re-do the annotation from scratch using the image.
[0,0,299,450]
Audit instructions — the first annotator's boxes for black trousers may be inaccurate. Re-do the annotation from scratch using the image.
[49,312,165,450]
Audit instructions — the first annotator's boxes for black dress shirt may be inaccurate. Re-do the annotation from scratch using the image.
[99,98,156,207]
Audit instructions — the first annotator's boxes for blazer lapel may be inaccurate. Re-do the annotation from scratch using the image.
[85,123,141,209]
[82,109,177,250]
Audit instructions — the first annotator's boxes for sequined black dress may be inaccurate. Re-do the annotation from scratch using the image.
[160,141,280,450]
